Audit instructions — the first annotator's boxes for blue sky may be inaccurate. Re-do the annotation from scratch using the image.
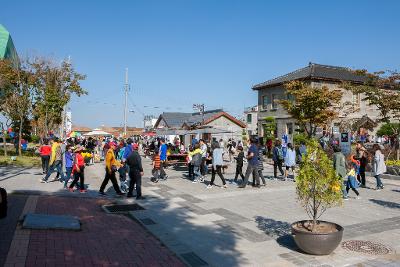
[1,0,399,128]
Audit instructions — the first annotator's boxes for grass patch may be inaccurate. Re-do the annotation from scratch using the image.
[0,155,41,167]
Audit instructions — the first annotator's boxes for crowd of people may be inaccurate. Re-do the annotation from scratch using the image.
[36,133,388,201]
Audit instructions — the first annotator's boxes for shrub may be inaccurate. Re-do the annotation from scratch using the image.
[296,139,343,232]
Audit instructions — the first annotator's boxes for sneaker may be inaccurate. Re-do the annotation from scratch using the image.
[356,196,361,200]
[154,179,159,183]
[343,196,349,200]
[375,187,381,191]
[40,179,48,183]
[80,189,87,193]
[222,184,228,189]
[68,188,75,192]
[380,185,384,189]
[200,177,204,182]
[206,185,213,189]
[238,185,246,188]
[192,180,198,184]
[99,191,106,196]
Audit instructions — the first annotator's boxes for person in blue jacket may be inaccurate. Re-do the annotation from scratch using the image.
[159,138,168,180]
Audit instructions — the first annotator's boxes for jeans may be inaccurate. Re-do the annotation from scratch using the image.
[357,169,366,186]
[44,160,65,181]
[41,155,50,173]
[374,174,384,188]
[257,169,266,185]
[273,160,284,178]
[188,163,194,178]
[63,167,73,187]
[160,161,167,179]
[210,165,226,185]
[200,157,207,176]
[193,165,201,179]
[100,169,122,194]
[128,170,142,197]
[69,166,85,190]
[242,164,259,187]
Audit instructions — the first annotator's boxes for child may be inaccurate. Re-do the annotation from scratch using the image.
[187,145,194,179]
[346,156,361,199]
[152,150,161,183]
[234,146,245,184]
[63,145,74,189]
[69,146,86,193]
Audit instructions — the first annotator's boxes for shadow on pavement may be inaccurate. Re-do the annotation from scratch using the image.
[392,189,400,193]
[0,166,32,182]
[369,199,400,209]
[255,216,298,252]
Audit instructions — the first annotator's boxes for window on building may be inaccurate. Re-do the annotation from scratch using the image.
[262,95,271,110]
[272,94,283,109]
[286,123,293,135]
[247,114,252,124]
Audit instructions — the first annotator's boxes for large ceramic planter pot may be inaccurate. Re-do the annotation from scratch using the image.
[291,220,344,255]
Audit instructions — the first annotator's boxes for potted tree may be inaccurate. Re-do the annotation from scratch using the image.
[292,139,344,255]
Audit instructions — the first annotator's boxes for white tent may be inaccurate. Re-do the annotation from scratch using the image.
[84,129,112,137]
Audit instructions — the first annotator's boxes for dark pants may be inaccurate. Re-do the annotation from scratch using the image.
[257,169,266,185]
[346,185,359,196]
[44,160,65,181]
[201,157,207,175]
[41,155,50,173]
[100,169,122,194]
[160,161,167,179]
[357,169,366,186]
[128,170,142,197]
[69,166,85,190]
[210,165,226,185]
[234,165,245,181]
[242,164,259,187]
[63,167,73,187]
[188,163,194,178]
[374,174,384,188]
[273,160,284,178]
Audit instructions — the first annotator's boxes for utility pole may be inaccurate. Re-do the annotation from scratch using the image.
[193,104,205,125]
[123,68,129,137]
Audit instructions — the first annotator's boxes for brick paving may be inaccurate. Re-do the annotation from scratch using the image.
[18,196,185,267]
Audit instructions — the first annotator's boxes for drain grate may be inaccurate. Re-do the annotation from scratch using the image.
[342,240,393,255]
[103,204,145,213]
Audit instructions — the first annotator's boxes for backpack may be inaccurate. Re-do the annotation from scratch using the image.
[192,153,202,167]
[276,147,284,160]
[0,187,7,219]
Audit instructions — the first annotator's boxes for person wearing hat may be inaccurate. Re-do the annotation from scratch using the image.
[99,142,124,196]
[41,138,65,183]
[126,143,144,199]
[69,145,86,193]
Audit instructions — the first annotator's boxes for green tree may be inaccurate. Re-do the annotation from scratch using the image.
[296,139,343,232]
[263,116,276,140]
[0,58,36,155]
[376,123,400,137]
[279,81,343,138]
[32,58,87,138]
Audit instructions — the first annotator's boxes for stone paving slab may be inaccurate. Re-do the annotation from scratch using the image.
[22,213,81,230]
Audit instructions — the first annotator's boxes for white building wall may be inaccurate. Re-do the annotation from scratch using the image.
[206,116,244,143]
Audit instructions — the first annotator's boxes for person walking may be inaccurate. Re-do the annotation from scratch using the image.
[63,145,74,189]
[69,146,86,193]
[373,144,386,190]
[233,146,245,184]
[284,143,296,181]
[159,138,168,180]
[39,140,51,174]
[99,142,124,196]
[126,143,145,199]
[333,146,348,199]
[257,143,267,186]
[355,142,368,187]
[199,139,208,180]
[152,150,161,183]
[190,143,203,183]
[207,141,227,188]
[41,138,65,183]
[346,156,361,199]
[238,138,260,188]
[272,140,285,179]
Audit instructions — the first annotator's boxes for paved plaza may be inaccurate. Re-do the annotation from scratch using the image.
[1,157,400,266]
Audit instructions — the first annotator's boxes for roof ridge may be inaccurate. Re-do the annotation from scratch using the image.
[252,65,311,88]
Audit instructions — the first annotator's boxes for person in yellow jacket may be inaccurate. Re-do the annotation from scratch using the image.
[189,144,203,183]
[42,138,65,183]
[99,142,124,196]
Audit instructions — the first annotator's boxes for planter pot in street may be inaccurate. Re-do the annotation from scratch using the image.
[292,220,344,255]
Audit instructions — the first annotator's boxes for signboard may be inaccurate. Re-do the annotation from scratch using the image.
[339,132,351,155]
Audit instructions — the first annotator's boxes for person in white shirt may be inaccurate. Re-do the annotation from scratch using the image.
[284,143,296,181]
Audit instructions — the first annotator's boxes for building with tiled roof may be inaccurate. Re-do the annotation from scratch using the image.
[253,62,379,140]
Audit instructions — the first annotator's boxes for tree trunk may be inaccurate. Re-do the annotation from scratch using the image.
[1,124,7,157]
[18,118,23,156]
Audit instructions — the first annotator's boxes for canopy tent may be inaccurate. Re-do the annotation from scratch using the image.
[67,131,81,138]
[84,129,112,137]
[155,128,188,136]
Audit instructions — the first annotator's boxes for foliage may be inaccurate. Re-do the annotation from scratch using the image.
[241,128,248,143]
[376,123,400,137]
[30,135,40,144]
[293,132,308,146]
[263,116,276,140]
[343,70,400,130]
[385,160,400,167]
[279,81,343,138]
[0,155,41,167]
[296,139,343,232]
